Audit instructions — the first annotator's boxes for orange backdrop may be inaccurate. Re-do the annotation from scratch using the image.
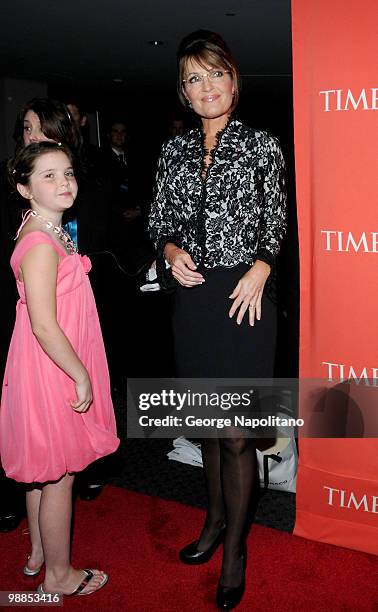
[292,0,378,554]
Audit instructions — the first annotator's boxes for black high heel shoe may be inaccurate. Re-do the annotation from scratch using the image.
[216,552,246,610]
[179,524,226,565]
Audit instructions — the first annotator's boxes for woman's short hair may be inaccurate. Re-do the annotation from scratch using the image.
[8,141,74,191]
[177,30,240,111]
[13,97,81,154]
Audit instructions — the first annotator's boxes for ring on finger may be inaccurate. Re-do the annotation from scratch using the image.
[249,304,255,309]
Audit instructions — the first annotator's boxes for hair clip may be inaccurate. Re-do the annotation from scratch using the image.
[12,169,16,174]
[57,142,62,147]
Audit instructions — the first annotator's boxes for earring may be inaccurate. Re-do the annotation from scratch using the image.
[188,101,192,108]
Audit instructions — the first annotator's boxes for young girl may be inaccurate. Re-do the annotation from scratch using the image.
[0,142,120,596]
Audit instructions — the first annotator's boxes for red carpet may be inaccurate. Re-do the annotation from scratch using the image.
[0,486,377,611]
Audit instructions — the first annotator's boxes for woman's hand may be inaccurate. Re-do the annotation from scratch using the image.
[70,375,93,413]
[228,260,271,326]
[164,243,204,287]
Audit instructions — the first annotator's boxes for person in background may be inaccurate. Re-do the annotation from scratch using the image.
[167,116,186,138]
[103,119,140,219]
[65,99,104,174]
[103,118,155,276]
[11,97,108,255]
[66,101,88,135]
[149,30,287,610]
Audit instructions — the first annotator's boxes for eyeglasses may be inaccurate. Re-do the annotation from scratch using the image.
[182,69,231,87]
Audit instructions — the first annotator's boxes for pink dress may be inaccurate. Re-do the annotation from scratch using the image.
[0,231,120,483]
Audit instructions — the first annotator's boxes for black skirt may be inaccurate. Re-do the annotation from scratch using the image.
[172,263,277,378]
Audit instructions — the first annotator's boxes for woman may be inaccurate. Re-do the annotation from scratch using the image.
[149,30,287,610]
[11,97,109,255]
[13,97,81,153]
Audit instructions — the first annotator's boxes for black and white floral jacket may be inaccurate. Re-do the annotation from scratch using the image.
[149,116,287,290]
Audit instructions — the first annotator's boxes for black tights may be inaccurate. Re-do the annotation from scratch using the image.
[197,435,256,587]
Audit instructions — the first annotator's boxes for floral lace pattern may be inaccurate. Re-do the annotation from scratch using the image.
[149,117,287,289]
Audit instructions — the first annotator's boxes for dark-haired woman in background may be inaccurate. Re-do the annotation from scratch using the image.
[11,97,108,255]
[149,30,286,610]
[13,97,81,151]
[1,98,81,276]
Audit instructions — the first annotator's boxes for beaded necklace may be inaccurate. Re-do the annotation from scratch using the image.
[15,209,78,255]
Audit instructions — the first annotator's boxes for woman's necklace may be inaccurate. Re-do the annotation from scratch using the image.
[16,209,78,255]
